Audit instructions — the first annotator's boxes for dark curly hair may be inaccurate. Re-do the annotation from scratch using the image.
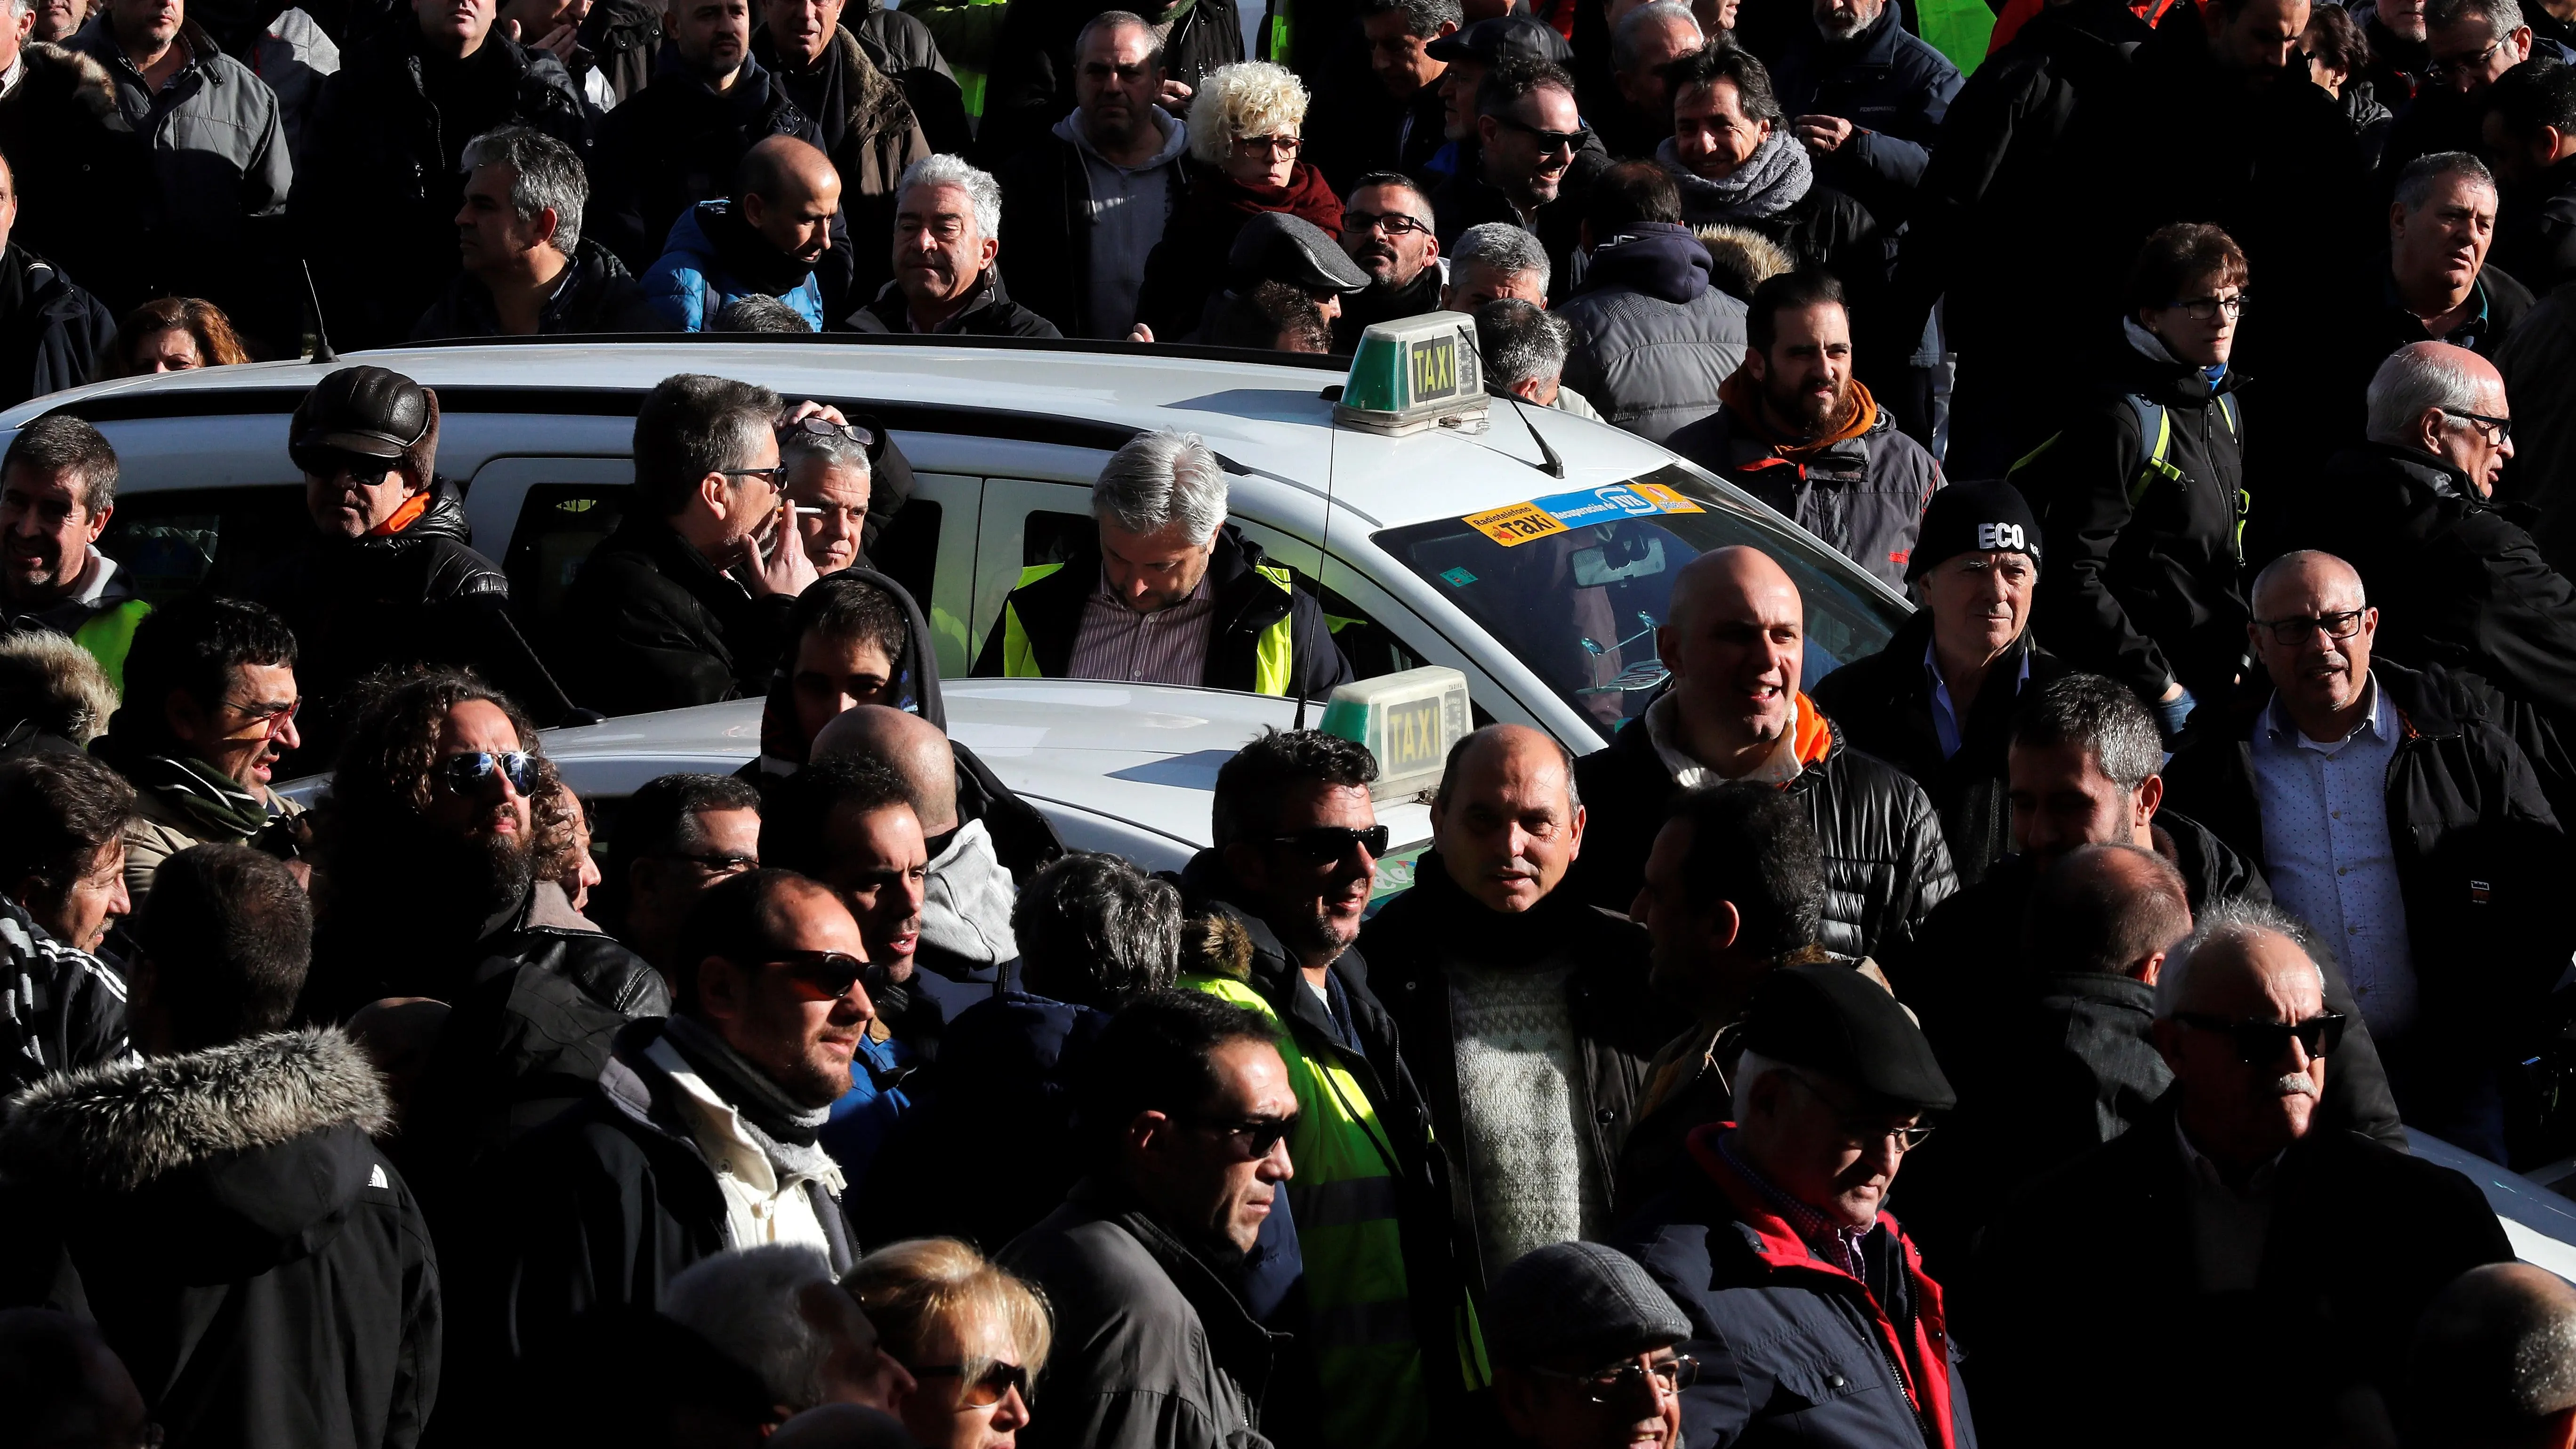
[321,668,568,862]
[1210,727,1378,846]
[1013,852,1183,1008]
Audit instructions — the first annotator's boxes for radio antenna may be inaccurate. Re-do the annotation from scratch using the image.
[1293,417,1337,733]
[300,261,338,364]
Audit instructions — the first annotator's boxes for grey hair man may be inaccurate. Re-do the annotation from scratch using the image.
[419,126,662,340]
[2425,0,2533,94]
[2302,342,2576,735]
[781,418,874,574]
[2410,1263,2576,1449]
[972,428,1351,698]
[1443,220,1552,312]
[1973,896,2514,1446]
[715,294,814,332]
[664,1245,918,1422]
[1474,298,1600,419]
[853,154,1063,338]
[559,373,858,715]
[1606,0,1703,157]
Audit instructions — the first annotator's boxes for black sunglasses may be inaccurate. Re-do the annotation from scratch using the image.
[764,949,872,1003]
[785,416,880,450]
[2440,406,2513,444]
[1265,824,1390,863]
[1190,1113,1298,1159]
[910,1361,1030,1409]
[292,447,397,486]
[1496,114,1586,153]
[434,749,536,795]
[2175,1011,2347,1064]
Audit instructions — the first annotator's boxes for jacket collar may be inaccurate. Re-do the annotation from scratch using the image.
[863,263,1022,332]
[2343,440,2479,503]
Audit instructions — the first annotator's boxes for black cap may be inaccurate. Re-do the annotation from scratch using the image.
[1228,211,1371,296]
[1486,1242,1691,1367]
[1741,963,1956,1110]
[290,365,431,460]
[1904,479,2040,582]
[1425,14,1573,66]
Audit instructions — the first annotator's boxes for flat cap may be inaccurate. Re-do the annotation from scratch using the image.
[1905,478,2041,582]
[291,365,430,460]
[1426,13,1574,65]
[1486,1241,1691,1367]
[1742,963,1956,1110]
[1228,211,1371,296]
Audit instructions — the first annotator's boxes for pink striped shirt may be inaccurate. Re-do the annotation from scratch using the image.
[1063,567,1217,685]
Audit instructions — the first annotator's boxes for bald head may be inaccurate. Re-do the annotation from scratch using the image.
[1658,547,1805,777]
[2247,548,2377,736]
[737,135,841,268]
[2413,1263,2576,1448]
[812,705,958,835]
[1433,723,1586,912]
[2367,339,2516,492]
[2024,842,2192,981]
[2249,549,2366,619]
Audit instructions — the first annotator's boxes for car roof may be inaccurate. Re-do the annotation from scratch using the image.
[9,336,1683,531]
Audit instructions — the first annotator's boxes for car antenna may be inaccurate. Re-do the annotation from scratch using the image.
[1459,330,1564,479]
[300,261,338,364]
[1292,421,1338,733]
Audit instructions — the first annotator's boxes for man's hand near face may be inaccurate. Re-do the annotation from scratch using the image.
[1792,114,1854,154]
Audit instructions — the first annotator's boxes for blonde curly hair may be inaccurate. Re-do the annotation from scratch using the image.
[1188,61,1310,166]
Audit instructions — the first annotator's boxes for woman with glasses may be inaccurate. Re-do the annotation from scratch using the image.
[2010,221,2253,748]
[1135,61,1344,341]
[844,1239,1052,1449]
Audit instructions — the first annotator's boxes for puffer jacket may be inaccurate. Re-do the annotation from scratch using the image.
[0,242,115,411]
[0,892,125,1100]
[1667,375,1942,589]
[750,24,933,301]
[1555,223,1750,444]
[1001,1176,1283,1449]
[1360,853,1666,1295]
[411,236,664,338]
[1810,609,2074,886]
[1609,1125,1977,1449]
[0,1030,441,1449]
[1765,0,1962,222]
[2163,661,2576,1061]
[2012,326,2250,710]
[1568,692,1959,962]
[640,199,828,331]
[289,20,587,349]
[2297,443,2576,736]
[260,478,577,768]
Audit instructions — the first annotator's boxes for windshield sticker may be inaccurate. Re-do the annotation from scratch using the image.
[1463,502,1569,547]
[1628,483,1705,515]
[1440,566,1479,587]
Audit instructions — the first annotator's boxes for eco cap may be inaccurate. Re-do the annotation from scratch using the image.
[1904,478,2040,583]
[1485,1241,1692,1368]
[1741,963,1956,1111]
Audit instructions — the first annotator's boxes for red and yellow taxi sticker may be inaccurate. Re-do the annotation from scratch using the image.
[1462,501,1569,547]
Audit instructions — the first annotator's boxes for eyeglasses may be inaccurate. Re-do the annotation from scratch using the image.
[909,1361,1031,1409]
[785,416,879,450]
[2253,609,2367,646]
[222,696,301,741]
[1528,1353,1699,1404]
[2175,1011,2347,1064]
[1236,132,1302,153]
[433,749,536,796]
[2427,34,2504,80]
[2440,406,2514,445]
[663,849,758,876]
[2169,294,2247,322]
[1346,209,1433,239]
[1189,1112,1299,1159]
[719,464,792,487]
[1779,1071,1934,1152]
[764,949,872,1002]
[1264,823,1390,863]
[291,448,396,486]
[1497,114,1588,154]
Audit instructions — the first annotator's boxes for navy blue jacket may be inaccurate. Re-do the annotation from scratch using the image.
[1766,3,1963,221]
[1610,1124,1976,1449]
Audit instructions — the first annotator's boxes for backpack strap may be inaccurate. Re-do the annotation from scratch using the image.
[2123,393,2178,509]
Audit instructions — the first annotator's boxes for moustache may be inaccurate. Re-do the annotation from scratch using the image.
[2269,1072,2319,1098]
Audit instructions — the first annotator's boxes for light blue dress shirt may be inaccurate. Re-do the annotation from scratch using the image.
[2250,675,2418,1038]
[1924,637,2033,761]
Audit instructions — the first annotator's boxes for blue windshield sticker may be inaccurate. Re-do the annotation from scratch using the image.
[1440,566,1478,587]
[1531,485,1670,527]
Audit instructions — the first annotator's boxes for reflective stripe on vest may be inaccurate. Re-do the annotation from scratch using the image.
[1249,564,1296,697]
[998,562,1066,679]
[72,599,150,693]
[1183,972,1433,1449]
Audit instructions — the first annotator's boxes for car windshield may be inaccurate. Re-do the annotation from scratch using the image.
[1373,464,1908,742]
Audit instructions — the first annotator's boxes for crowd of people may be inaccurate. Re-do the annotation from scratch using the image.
[10,0,2576,1441]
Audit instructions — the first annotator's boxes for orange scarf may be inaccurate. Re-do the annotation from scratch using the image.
[1718,368,1880,462]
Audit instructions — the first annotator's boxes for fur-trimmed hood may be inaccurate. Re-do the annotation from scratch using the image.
[2,1028,390,1194]
[3,41,129,129]
[1696,224,1795,302]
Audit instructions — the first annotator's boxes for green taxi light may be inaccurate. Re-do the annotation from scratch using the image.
[1320,666,1472,801]
[1334,313,1488,437]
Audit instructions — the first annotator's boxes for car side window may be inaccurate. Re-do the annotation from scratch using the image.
[96,485,312,604]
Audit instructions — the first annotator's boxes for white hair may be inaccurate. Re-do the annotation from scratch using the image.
[1730,1048,1788,1124]
[1092,429,1229,541]
[1451,223,1553,292]
[781,428,871,479]
[2365,345,2489,446]
[663,1246,844,1412]
[898,154,1003,241]
[1612,1,1702,73]
[1188,61,1310,165]
[2150,897,2326,1020]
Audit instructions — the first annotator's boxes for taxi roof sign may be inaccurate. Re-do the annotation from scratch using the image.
[1320,666,1472,802]
[1333,312,1488,437]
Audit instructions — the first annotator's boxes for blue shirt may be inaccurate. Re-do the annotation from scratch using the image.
[1924,637,2033,760]
[2249,675,2418,1037]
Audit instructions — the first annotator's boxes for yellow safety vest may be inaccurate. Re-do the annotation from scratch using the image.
[71,598,151,693]
[998,562,1302,696]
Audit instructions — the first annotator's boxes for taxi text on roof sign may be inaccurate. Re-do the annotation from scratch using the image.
[1320,666,1472,802]
[1458,483,1705,547]
[1332,312,1487,436]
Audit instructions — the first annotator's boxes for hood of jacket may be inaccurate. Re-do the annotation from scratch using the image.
[918,818,1020,975]
[6,41,127,129]
[1055,103,1191,172]
[756,564,946,766]
[1658,131,1813,223]
[2112,316,2243,406]
[1577,221,1713,306]
[0,1029,392,1264]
